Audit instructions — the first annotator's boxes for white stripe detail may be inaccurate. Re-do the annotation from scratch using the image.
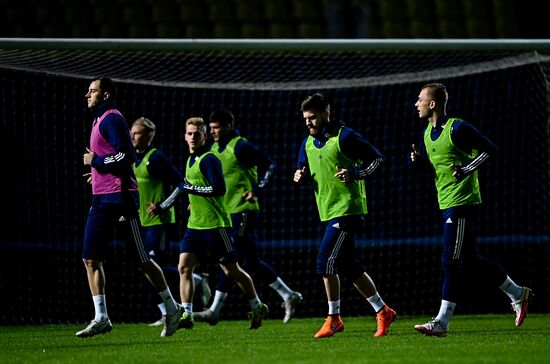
[184,183,214,195]
[462,152,489,173]
[129,218,149,263]
[104,152,126,164]
[258,164,275,188]
[357,157,382,178]
[159,187,183,210]
[326,230,346,275]
[453,217,465,259]
[218,228,233,254]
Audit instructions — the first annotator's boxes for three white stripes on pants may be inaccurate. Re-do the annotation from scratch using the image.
[453,217,465,259]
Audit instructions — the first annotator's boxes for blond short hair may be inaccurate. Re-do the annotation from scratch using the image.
[132,117,156,133]
[186,117,206,133]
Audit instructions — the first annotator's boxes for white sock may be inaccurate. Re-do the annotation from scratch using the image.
[93,295,108,321]
[249,295,261,310]
[158,288,178,315]
[366,292,386,313]
[157,303,167,316]
[182,302,193,314]
[499,276,523,301]
[328,300,340,315]
[210,290,228,315]
[269,277,293,301]
[435,300,456,328]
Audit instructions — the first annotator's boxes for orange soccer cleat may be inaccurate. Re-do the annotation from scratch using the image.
[314,315,345,338]
[374,305,396,337]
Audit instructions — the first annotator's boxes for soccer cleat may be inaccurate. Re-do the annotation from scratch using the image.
[161,305,183,337]
[374,305,397,337]
[414,319,448,337]
[282,291,303,324]
[512,287,533,327]
[249,303,269,329]
[193,308,219,326]
[314,315,344,338]
[75,319,112,338]
[198,273,212,307]
[178,312,195,330]
[148,315,166,327]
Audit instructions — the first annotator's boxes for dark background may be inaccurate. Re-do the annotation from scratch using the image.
[0,0,549,325]
[0,0,549,39]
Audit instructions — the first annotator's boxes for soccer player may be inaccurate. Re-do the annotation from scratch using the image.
[130,117,211,327]
[176,117,268,330]
[193,108,302,325]
[77,77,182,338]
[293,93,396,338]
[410,82,532,336]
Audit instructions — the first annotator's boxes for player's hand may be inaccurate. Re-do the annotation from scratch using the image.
[293,166,307,183]
[451,163,466,181]
[146,202,161,216]
[83,147,94,166]
[242,191,258,203]
[410,144,421,163]
[334,164,349,183]
[82,172,92,184]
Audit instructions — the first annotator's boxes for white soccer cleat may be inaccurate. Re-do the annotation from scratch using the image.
[148,315,166,327]
[161,305,183,337]
[512,287,533,327]
[414,319,448,337]
[75,319,112,338]
[193,308,219,325]
[281,291,303,324]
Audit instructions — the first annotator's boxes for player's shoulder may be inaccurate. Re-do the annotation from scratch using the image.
[149,148,173,163]
[201,151,222,164]
[339,124,365,141]
[449,117,474,134]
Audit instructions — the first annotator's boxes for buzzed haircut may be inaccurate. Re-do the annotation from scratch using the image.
[422,83,448,106]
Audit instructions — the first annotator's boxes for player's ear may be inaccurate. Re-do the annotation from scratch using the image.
[103,92,110,100]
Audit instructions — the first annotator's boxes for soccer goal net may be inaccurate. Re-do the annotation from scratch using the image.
[1,39,549,324]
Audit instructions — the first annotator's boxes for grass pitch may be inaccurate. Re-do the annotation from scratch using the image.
[1,314,548,364]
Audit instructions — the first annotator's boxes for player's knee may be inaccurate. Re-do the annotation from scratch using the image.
[83,258,101,270]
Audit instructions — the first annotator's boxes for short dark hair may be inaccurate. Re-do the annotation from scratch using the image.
[95,77,117,100]
[301,93,330,113]
[209,108,234,126]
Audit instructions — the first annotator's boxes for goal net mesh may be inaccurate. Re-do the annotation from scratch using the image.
[1,43,549,324]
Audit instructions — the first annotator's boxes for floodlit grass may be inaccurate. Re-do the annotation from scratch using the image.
[1,314,548,364]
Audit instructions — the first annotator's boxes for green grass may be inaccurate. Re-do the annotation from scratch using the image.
[1,314,549,364]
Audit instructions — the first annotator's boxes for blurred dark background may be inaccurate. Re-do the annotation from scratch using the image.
[0,0,548,39]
